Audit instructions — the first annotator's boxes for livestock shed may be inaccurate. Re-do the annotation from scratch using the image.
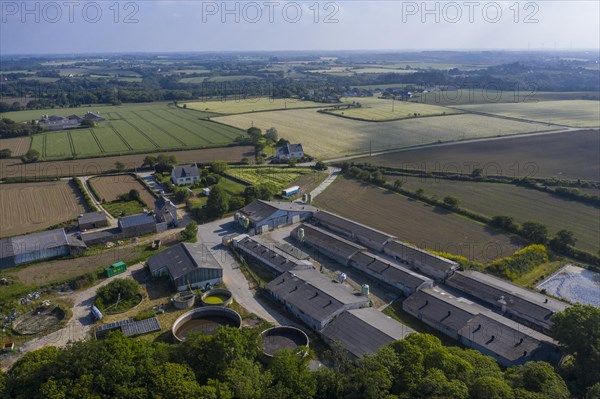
[291,224,365,265]
[402,287,480,340]
[235,200,317,234]
[78,211,108,230]
[446,270,569,334]
[80,228,119,246]
[118,213,157,238]
[321,307,414,359]
[312,210,395,251]
[94,317,161,339]
[0,228,85,269]
[264,268,370,331]
[349,252,433,297]
[458,312,560,367]
[147,243,222,291]
[383,240,459,281]
[402,287,561,367]
[231,234,313,274]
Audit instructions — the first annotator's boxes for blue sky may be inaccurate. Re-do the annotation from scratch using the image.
[1,1,599,54]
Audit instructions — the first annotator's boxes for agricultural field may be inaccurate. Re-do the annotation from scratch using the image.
[214,109,555,159]
[3,103,245,160]
[323,97,461,121]
[411,90,599,106]
[386,176,600,253]
[182,97,326,115]
[307,67,418,75]
[456,100,600,127]
[353,130,600,181]
[314,178,521,262]
[226,167,322,191]
[0,136,31,156]
[0,180,86,237]
[0,146,255,180]
[88,175,156,205]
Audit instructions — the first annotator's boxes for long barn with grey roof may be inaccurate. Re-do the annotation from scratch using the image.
[322,307,414,358]
[446,270,569,333]
[312,210,395,251]
[291,224,365,265]
[349,252,433,296]
[0,228,86,269]
[148,242,222,291]
[265,268,370,331]
[232,234,313,274]
[383,240,459,281]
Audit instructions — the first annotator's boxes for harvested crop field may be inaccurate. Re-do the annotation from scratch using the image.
[89,175,156,205]
[387,177,600,254]
[182,97,325,114]
[353,130,600,181]
[323,97,461,121]
[0,146,255,179]
[0,180,86,237]
[0,136,31,156]
[214,109,554,159]
[457,100,600,127]
[314,178,522,263]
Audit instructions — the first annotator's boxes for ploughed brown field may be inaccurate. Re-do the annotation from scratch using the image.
[0,146,255,179]
[0,180,86,237]
[89,174,156,205]
[0,136,31,157]
[314,178,522,263]
[352,130,600,181]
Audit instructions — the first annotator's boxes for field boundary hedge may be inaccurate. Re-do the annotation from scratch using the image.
[72,177,98,212]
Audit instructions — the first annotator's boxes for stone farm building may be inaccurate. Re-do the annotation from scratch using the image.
[235,200,316,234]
[118,213,157,238]
[265,268,370,331]
[0,228,86,269]
[147,242,223,291]
[78,211,108,230]
[171,164,200,186]
[276,143,304,160]
[154,196,178,227]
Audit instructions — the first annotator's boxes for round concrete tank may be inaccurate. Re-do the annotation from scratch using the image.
[200,289,233,307]
[172,307,242,342]
[172,291,196,309]
[260,326,310,358]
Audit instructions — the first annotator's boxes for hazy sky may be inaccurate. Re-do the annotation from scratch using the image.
[1,1,599,54]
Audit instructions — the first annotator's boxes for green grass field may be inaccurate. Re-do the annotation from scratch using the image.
[182,97,326,115]
[457,100,600,127]
[388,176,600,254]
[226,167,318,190]
[323,97,461,121]
[102,200,145,217]
[214,109,555,159]
[5,103,245,160]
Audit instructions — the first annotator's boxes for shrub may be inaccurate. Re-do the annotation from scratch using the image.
[96,279,140,310]
[489,245,548,279]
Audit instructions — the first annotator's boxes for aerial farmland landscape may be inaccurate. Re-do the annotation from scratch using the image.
[0,1,599,398]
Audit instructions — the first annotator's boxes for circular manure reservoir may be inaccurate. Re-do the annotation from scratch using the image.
[172,307,242,342]
[200,289,233,307]
[173,291,196,309]
[260,326,309,357]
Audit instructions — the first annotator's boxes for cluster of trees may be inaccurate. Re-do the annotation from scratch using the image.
[142,154,177,173]
[200,182,277,220]
[1,329,577,399]
[489,245,548,279]
[117,189,146,206]
[0,117,42,138]
[94,278,140,311]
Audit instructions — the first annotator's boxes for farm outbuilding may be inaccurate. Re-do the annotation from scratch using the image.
[147,243,223,291]
[235,200,316,234]
[312,210,395,251]
[118,213,157,238]
[321,308,414,359]
[446,270,569,334]
[264,268,370,331]
[154,196,178,227]
[291,224,365,266]
[383,240,459,282]
[0,228,86,269]
[232,234,313,274]
[78,211,108,230]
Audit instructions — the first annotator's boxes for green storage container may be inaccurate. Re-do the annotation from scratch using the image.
[106,261,127,277]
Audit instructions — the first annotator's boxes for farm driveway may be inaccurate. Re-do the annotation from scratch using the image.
[78,176,118,227]
[1,262,145,371]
